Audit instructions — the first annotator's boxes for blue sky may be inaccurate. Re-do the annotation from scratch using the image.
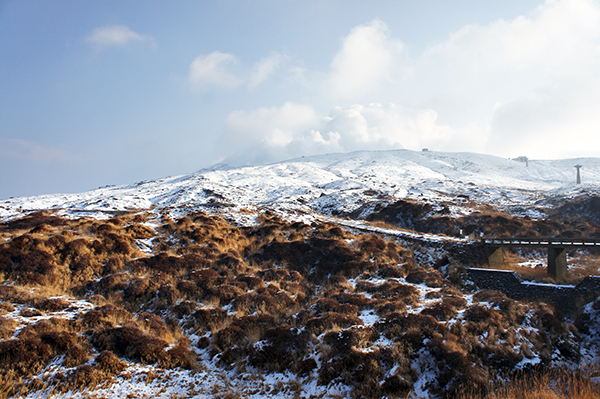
[2,0,599,199]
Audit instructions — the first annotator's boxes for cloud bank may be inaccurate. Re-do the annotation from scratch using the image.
[208,0,600,164]
[219,102,484,166]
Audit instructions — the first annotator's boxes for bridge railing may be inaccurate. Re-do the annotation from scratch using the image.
[482,237,600,248]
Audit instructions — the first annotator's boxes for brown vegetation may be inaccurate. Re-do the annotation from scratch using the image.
[351,198,600,239]
[457,367,600,399]
[0,209,597,398]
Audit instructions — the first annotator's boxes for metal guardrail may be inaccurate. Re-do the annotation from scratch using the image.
[482,237,600,248]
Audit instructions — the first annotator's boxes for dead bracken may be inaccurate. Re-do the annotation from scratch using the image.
[0,207,598,399]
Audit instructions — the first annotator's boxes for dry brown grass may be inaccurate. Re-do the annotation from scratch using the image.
[457,367,600,399]
[0,213,150,290]
[500,249,600,284]
[0,316,17,339]
[0,209,596,398]
[248,325,312,373]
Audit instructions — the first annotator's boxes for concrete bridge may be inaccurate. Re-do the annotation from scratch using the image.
[483,237,600,279]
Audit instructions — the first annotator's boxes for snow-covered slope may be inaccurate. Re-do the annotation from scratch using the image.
[2,150,599,222]
[2,150,600,399]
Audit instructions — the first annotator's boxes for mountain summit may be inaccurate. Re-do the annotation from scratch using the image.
[1,150,599,223]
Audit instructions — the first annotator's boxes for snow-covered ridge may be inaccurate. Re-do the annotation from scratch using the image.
[1,149,599,221]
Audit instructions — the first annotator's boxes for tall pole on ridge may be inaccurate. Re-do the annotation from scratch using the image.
[575,164,582,184]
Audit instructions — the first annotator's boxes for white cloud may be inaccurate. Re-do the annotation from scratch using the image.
[425,0,600,74]
[0,138,83,163]
[326,19,405,100]
[219,102,482,166]
[223,102,321,163]
[214,0,600,161]
[85,25,150,47]
[488,74,600,158]
[189,51,243,90]
[249,51,287,89]
[414,0,600,119]
[189,50,290,90]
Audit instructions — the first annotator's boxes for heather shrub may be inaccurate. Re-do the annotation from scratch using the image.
[362,280,420,305]
[189,268,220,283]
[93,272,130,299]
[306,312,363,335]
[212,314,278,367]
[255,267,290,282]
[0,329,84,377]
[405,269,445,287]
[0,245,56,285]
[236,274,264,289]
[123,276,160,305]
[0,301,15,314]
[253,236,372,282]
[81,304,134,329]
[172,300,198,317]
[91,326,168,364]
[443,295,468,309]
[204,282,246,305]
[125,224,155,239]
[94,350,127,374]
[63,343,90,368]
[0,316,17,339]
[330,292,373,309]
[36,297,71,312]
[138,312,173,341]
[17,317,78,339]
[375,300,408,316]
[160,339,197,370]
[427,335,490,397]
[312,298,360,316]
[214,250,247,276]
[421,301,458,321]
[323,325,379,351]
[184,307,228,332]
[1,211,68,232]
[318,348,384,397]
[133,253,187,274]
[212,314,277,354]
[377,265,407,278]
[19,308,43,317]
[456,366,600,399]
[376,313,446,348]
[248,325,311,373]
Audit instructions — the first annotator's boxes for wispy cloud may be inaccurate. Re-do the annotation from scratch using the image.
[0,138,83,163]
[189,51,243,90]
[189,50,289,90]
[248,51,287,89]
[85,25,152,47]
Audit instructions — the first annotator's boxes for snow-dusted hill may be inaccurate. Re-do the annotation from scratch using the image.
[2,150,599,222]
[2,150,600,399]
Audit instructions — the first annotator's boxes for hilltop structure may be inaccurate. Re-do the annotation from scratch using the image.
[575,164,582,184]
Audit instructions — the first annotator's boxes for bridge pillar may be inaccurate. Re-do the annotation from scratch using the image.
[548,246,567,279]
[486,246,505,267]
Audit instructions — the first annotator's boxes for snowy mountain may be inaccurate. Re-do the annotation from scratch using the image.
[1,150,600,399]
[2,149,599,223]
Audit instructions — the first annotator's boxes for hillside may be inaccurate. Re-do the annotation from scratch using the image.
[2,150,600,222]
[1,150,600,399]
